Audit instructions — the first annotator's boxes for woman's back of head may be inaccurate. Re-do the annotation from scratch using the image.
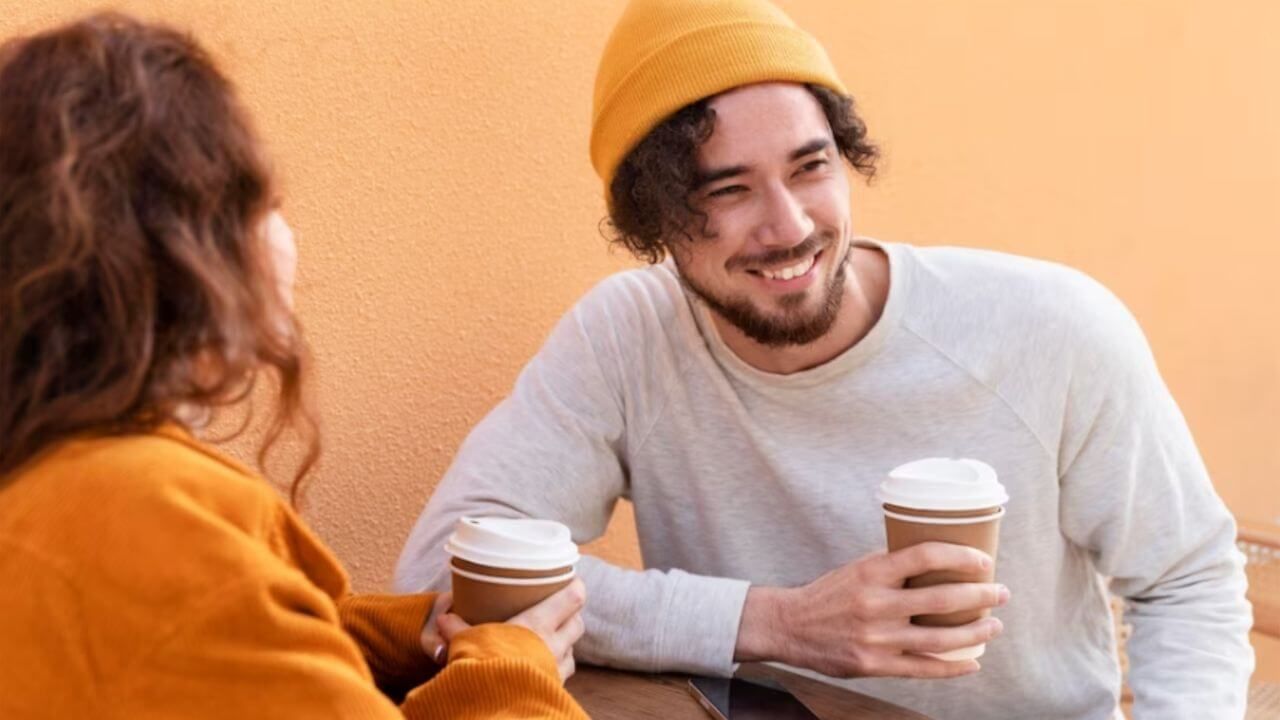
[0,13,316,491]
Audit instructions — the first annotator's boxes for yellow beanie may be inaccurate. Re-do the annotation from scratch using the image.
[590,0,848,190]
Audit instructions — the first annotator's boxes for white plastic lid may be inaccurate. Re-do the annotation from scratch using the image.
[877,458,1008,511]
[444,517,579,571]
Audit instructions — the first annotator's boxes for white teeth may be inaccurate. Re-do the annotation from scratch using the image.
[761,255,815,280]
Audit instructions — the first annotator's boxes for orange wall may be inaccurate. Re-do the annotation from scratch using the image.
[5,0,1276,640]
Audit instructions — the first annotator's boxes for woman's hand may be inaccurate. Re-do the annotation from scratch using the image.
[420,592,454,665]
[430,580,587,682]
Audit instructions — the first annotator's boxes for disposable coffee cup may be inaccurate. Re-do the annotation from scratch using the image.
[878,458,1008,661]
[444,517,579,625]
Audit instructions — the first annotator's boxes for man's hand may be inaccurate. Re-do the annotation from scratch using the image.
[735,542,1009,678]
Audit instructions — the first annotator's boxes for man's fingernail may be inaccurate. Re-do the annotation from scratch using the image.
[997,585,1010,605]
[980,555,993,570]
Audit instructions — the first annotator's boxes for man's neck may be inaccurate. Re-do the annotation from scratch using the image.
[711,245,889,375]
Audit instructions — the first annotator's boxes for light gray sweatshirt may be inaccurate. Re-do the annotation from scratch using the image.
[396,241,1253,720]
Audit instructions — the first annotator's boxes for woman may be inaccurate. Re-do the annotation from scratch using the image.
[0,13,588,719]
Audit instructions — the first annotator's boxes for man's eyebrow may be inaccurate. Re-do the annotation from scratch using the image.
[790,138,831,161]
[695,164,749,189]
[695,139,833,188]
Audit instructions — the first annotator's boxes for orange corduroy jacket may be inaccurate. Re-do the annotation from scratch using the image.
[0,425,588,719]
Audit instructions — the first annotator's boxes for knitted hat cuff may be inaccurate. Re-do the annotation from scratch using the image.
[590,20,846,186]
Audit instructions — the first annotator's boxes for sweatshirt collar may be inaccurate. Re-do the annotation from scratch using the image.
[688,237,908,390]
[153,422,260,479]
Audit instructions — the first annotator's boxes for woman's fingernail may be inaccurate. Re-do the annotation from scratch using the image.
[432,644,446,664]
[998,585,1011,605]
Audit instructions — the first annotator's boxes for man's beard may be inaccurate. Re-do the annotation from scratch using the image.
[680,238,851,348]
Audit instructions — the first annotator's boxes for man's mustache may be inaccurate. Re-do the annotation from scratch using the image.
[726,232,833,271]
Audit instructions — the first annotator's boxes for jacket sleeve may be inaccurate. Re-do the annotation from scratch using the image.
[114,557,587,719]
[337,593,438,701]
[404,624,589,720]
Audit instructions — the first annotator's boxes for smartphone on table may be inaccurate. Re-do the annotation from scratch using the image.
[687,675,822,720]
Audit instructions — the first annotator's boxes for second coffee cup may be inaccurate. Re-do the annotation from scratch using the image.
[445,516,579,625]
[879,458,1008,661]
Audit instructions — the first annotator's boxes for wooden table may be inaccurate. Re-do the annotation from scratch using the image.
[566,663,931,719]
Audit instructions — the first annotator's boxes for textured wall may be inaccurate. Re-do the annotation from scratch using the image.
[4,1,1277,631]
[1,0,641,583]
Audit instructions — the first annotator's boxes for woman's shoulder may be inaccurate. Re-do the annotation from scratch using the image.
[9,425,281,536]
[0,426,352,711]
[0,425,307,604]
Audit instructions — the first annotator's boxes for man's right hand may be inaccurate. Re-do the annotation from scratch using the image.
[735,542,1009,678]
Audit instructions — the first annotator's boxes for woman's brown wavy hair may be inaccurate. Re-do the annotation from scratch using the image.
[0,13,318,499]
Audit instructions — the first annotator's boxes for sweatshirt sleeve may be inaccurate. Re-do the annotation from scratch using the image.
[1056,285,1254,719]
[394,281,751,676]
[404,624,588,719]
[337,593,438,700]
[115,562,587,719]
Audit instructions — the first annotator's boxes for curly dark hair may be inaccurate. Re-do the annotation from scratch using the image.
[605,84,879,264]
[0,13,318,500]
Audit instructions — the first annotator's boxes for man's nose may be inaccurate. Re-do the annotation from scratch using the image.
[756,183,814,250]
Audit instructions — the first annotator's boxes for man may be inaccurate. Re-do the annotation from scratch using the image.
[397,0,1253,717]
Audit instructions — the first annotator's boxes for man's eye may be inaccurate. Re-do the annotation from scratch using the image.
[707,185,747,198]
[799,159,828,173]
